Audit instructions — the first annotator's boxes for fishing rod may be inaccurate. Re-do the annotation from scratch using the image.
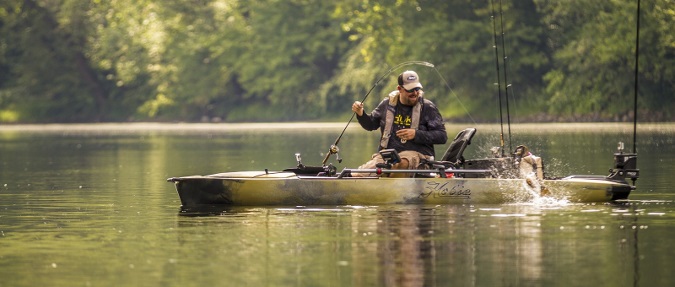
[489,0,506,157]
[321,61,435,166]
[632,0,640,154]
[498,0,513,154]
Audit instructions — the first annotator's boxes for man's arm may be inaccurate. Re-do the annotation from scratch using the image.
[355,100,386,131]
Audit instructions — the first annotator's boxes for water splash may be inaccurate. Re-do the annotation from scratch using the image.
[499,172,571,206]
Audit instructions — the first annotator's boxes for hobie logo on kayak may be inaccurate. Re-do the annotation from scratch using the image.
[421,181,471,198]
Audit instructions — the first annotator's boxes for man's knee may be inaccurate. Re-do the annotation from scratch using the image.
[393,159,410,169]
[390,159,410,178]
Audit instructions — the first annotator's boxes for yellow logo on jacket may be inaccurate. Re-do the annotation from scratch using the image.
[394,114,412,127]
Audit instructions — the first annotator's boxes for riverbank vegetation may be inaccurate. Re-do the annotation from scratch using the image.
[1,0,672,123]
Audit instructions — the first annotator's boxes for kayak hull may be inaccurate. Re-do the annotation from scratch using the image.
[168,171,631,206]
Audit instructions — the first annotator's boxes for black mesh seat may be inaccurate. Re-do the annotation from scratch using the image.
[440,128,477,165]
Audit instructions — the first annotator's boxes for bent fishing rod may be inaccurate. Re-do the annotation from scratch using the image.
[321,61,435,166]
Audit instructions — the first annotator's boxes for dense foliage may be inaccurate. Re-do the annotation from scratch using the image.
[0,0,672,123]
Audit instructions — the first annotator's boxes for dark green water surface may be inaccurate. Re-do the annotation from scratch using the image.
[1,123,673,286]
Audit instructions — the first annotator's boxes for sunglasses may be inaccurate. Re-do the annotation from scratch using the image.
[402,87,423,93]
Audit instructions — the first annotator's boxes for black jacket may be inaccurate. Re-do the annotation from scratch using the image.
[356,95,447,156]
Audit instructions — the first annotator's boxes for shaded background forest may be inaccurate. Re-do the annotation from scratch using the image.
[0,0,672,123]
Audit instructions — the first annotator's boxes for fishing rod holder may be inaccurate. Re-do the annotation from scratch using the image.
[285,152,337,176]
[609,142,639,186]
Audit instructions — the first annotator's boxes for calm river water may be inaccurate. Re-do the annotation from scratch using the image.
[1,123,673,287]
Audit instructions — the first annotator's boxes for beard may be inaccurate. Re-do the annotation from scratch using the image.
[401,90,422,106]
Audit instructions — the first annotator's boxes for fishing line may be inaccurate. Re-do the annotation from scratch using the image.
[430,68,476,124]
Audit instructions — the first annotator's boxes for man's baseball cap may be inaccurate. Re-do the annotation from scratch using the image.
[398,70,423,90]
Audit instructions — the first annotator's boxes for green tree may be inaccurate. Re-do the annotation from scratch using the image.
[0,0,158,122]
[0,0,672,123]
[1,0,107,122]
[332,0,550,121]
[228,0,354,121]
[86,0,161,121]
[143,0,247,121]
[536,0,674,121]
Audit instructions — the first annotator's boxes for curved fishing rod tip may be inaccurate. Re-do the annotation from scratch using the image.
[391,61,435,71]
[413,61,434,67]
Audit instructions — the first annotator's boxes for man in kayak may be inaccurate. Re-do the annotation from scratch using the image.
[351,70,447,177]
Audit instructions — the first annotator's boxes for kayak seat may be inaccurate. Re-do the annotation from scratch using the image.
[440,128,477,165]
